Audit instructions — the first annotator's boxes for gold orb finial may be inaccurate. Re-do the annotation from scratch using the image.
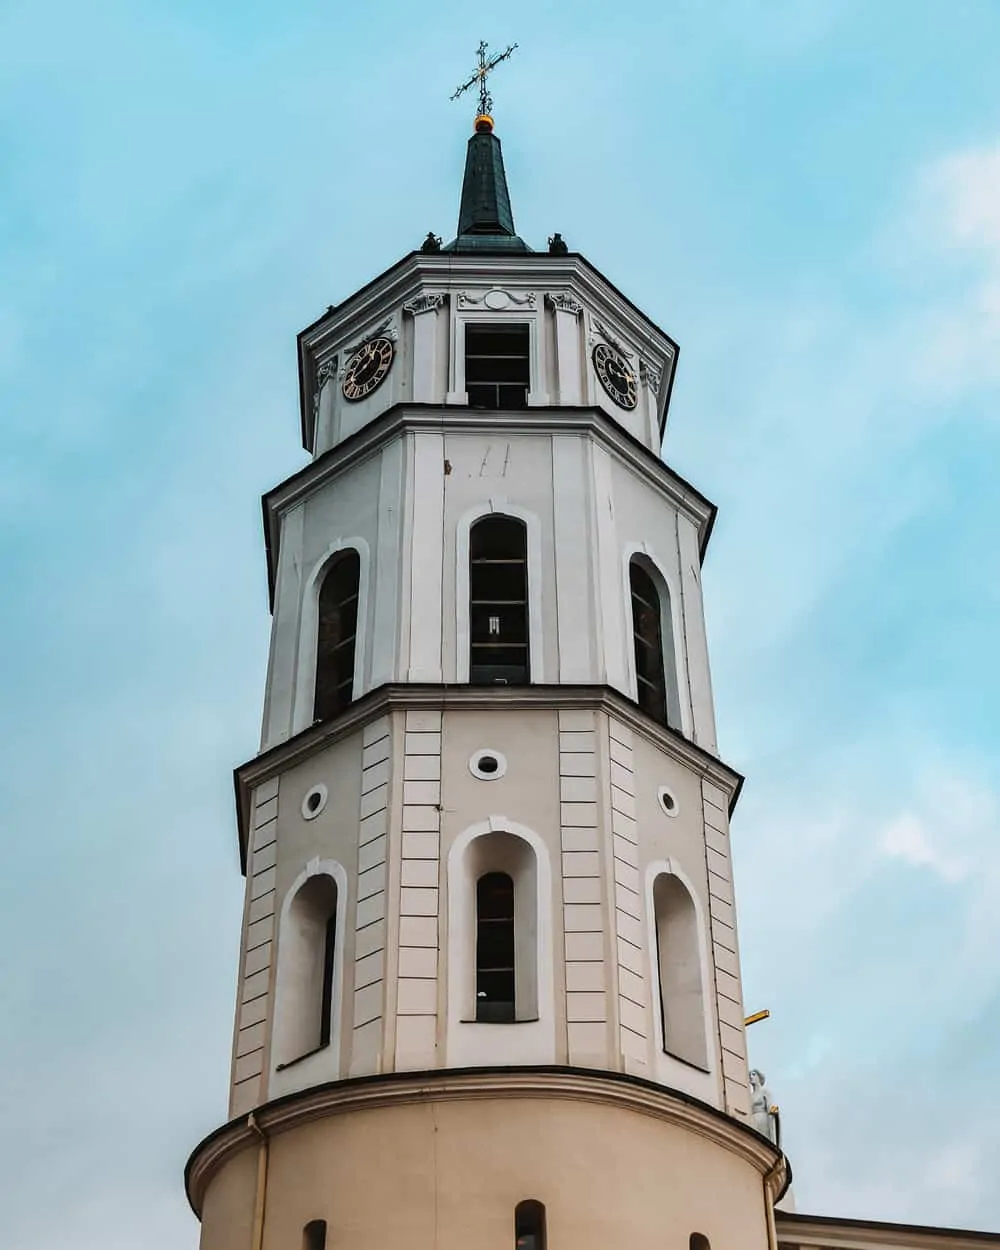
[474,113,494,134]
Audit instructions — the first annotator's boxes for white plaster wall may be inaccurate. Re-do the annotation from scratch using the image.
[309,272,669,460]
[323,313,410,448]
[261,452,393,749]
[234,704,740,1116]
[261,426,715,756]
[606,455,714,743]
[438,431,558,684]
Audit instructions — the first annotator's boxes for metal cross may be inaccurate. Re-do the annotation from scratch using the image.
[450,40,518,118]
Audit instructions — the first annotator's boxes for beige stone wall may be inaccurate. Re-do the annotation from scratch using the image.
[229,776,279,1116]
[228,699,747,1118]
[198,1090,773,1250]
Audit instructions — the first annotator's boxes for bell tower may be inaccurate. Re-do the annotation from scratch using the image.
[186,86,789,1250]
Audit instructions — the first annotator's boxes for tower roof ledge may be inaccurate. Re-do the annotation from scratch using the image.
[264,401,714,613]
[233,683,742,874]
[297,250,680,453]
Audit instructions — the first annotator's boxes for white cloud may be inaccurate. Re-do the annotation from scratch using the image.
[889,142,1000,397]
[877,812,970,882]
[926,143,1000,252]
[873,768,1000,915]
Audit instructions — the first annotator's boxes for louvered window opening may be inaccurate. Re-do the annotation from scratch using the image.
[630,561,668,725]
[314,551,360,722]
[466,325,530,410]
[470,516,529,686]
[476,871,516,1022]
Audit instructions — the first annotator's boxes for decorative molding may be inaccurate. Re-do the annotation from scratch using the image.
[186,1067,788,1216]
[402,292,448,316]
[317,356,339,386]
[589,317,635,362]
[299,253,680,449]
[545,292,583,316]
[457,287,536,311]
[640,359,662,394]
[340,316,399,377]
[312,356,339,418]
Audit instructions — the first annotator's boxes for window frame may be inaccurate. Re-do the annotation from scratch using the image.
[475,870,517,1021]
[293,538,371,736]
[271,860,349,1094]
[621,546,687,735]
[313,547,362,723]
[644,860,714,1091]
[464,323,531,410]
[468,513,530,686]
[630,559,669,724]
[456,505,546,684]
[446,306,548,407]
[446,819,556,1067]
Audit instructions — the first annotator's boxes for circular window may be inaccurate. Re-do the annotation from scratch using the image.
[469,749,507,781]
[657,786,679,818]
[301,784,328,820]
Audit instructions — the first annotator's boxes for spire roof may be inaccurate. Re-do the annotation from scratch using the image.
[444,120,531,254]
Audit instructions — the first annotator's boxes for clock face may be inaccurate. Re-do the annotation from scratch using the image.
[341,336,394,402]
[592,342,637,411]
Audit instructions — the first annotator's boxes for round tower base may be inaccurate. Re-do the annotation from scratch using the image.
[187,1069,787,1250]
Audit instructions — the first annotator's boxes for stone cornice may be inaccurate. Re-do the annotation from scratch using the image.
[263,402,715,609]
[296,251,680,451]
[776,1212,1000,1250]
[233,683,743,872]
[186,1066,786,1218]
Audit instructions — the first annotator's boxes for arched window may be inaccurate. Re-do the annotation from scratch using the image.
[515,1201,547,1250]
[476,871,516,1022]
[690,1235,711,1250]
[303,1220,327,1250]
[448,821,555,1066]
[469,516,529,686]
[630,558,668,724]
[314,550,361,723]
[276,874,339,1066]
[652,873,707,1069]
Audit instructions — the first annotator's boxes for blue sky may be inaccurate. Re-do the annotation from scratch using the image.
[2,1,999,1245]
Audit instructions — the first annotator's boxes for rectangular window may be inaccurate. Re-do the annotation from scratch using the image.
[476,872,516,1022]
[465,324,530,409]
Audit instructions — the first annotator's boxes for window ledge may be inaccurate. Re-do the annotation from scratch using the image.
[460,1017,541,1025]
[275,1042,330,1072]
[661,1047,711,1074]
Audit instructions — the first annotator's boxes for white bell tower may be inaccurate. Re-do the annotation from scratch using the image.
[186,97,789,1250]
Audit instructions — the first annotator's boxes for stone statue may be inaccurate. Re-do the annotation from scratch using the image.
[749,1069,780,1148]
[547,232,569,254]
[421,231,442,254]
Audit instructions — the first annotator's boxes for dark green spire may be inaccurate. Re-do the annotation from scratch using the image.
[445,121,531,254]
